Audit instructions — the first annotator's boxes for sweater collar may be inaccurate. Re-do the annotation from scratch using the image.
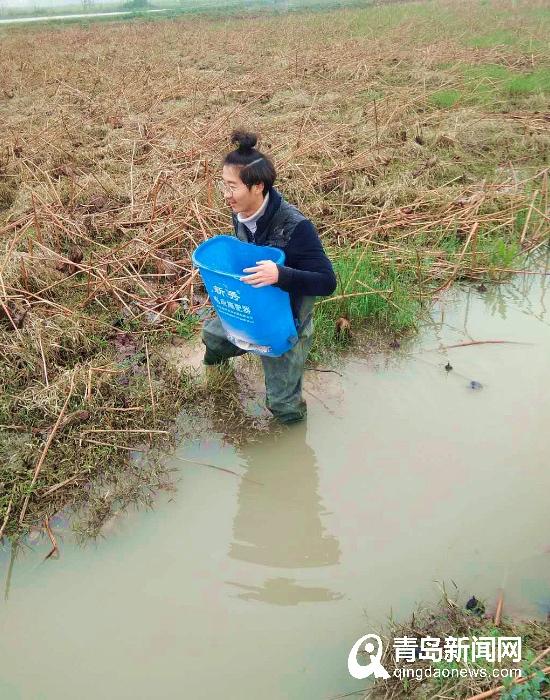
[254,187,282,241]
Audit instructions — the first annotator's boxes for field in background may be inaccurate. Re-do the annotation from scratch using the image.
[0,0,548,538]
[0,0,378,20]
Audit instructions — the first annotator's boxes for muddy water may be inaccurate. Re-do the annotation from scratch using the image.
[1,264,550,700]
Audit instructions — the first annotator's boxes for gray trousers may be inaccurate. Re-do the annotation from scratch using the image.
[202,315,313,424]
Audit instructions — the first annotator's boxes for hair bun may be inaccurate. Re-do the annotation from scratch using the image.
[230,129,258,154]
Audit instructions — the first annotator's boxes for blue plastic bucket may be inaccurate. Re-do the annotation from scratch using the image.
[192,236,298,357]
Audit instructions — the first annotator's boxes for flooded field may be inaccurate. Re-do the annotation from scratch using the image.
[1,262,549,700]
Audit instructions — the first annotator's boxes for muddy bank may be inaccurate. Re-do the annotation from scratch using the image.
[368,596,550,699]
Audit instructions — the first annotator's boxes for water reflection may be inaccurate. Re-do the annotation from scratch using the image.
[227,421,342,604]
[423,250,550,356]
[226,577,343,605]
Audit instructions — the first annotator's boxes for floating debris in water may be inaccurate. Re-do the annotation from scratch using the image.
[477,283,488,293]
[445,362,453,372]
[389,338,400,350]
[469,380,483,390]
[465,595,486,616]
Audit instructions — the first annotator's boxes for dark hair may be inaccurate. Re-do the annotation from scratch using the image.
[223,130,276,196]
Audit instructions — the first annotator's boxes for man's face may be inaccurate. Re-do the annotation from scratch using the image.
[221,165,264,216]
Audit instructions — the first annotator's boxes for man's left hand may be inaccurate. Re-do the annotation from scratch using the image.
[241,260,279,288]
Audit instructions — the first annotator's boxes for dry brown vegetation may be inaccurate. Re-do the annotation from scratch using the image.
[366,592,550,699]
[0,0,548,540]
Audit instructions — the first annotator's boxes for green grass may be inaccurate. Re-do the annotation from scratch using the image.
[464,65,550,98]
[465,27,546,52]
[527,6,550,20]
[461,64,512,105]
[428,65,550,112]
[173,311,201,339]
[347,1,441,38]
[467,29,520,49]
[440,225,524,270]
[507,68,550,95]
[429,89,462,109]
[481,237,521,268]
[311,247,420,359]
[464,64,511,83]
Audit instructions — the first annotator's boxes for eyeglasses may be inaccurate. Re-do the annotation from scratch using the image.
[216,180,240,196]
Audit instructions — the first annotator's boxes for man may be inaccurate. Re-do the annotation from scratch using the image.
[202,129,336,424]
